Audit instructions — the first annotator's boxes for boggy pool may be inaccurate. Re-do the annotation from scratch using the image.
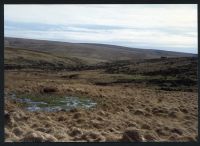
[9,93,97,112]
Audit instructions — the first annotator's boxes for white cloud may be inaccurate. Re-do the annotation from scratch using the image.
[4,4,198,53]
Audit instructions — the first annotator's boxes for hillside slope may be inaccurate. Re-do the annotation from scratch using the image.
[4,37,196,64]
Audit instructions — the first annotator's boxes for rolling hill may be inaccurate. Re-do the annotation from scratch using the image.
[4,37,196,65]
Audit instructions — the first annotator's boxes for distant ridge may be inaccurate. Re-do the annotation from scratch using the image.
[4,37,196,64]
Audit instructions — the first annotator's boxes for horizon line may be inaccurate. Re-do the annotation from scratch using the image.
[4,36,198,55]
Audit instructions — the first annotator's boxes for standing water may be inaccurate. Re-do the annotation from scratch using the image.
[9,93,97,112]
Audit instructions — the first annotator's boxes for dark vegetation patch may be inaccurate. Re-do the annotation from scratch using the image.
[102,57,197,91]
[61,74,79,79]
[5,46,197,92]
[41,87,58,93]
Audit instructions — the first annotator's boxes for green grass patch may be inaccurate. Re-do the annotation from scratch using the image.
[16,93,93,107]
[17,93,65,106]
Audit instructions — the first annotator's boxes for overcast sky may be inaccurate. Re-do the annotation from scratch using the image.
[4,4,197,53]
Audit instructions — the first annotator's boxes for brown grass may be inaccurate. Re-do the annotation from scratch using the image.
[4,69,198,142]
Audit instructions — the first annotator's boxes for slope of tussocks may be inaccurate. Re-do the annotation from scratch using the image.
[104,57,197,92]
[5,37,196,63]
[4,69,198,142]
[5,47,86,70]
[4,38,198,142]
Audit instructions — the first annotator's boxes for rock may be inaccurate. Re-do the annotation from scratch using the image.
[20,131,57,142]
[121,128,143,142]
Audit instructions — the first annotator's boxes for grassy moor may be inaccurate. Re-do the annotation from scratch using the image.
[4,37,198,142]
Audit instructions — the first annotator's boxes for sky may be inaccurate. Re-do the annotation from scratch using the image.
[4,4,198,54]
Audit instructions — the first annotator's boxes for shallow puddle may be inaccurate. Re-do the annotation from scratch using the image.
[9,93,97,112]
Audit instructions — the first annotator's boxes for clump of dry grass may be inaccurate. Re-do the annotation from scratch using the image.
[4,69,198,142]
